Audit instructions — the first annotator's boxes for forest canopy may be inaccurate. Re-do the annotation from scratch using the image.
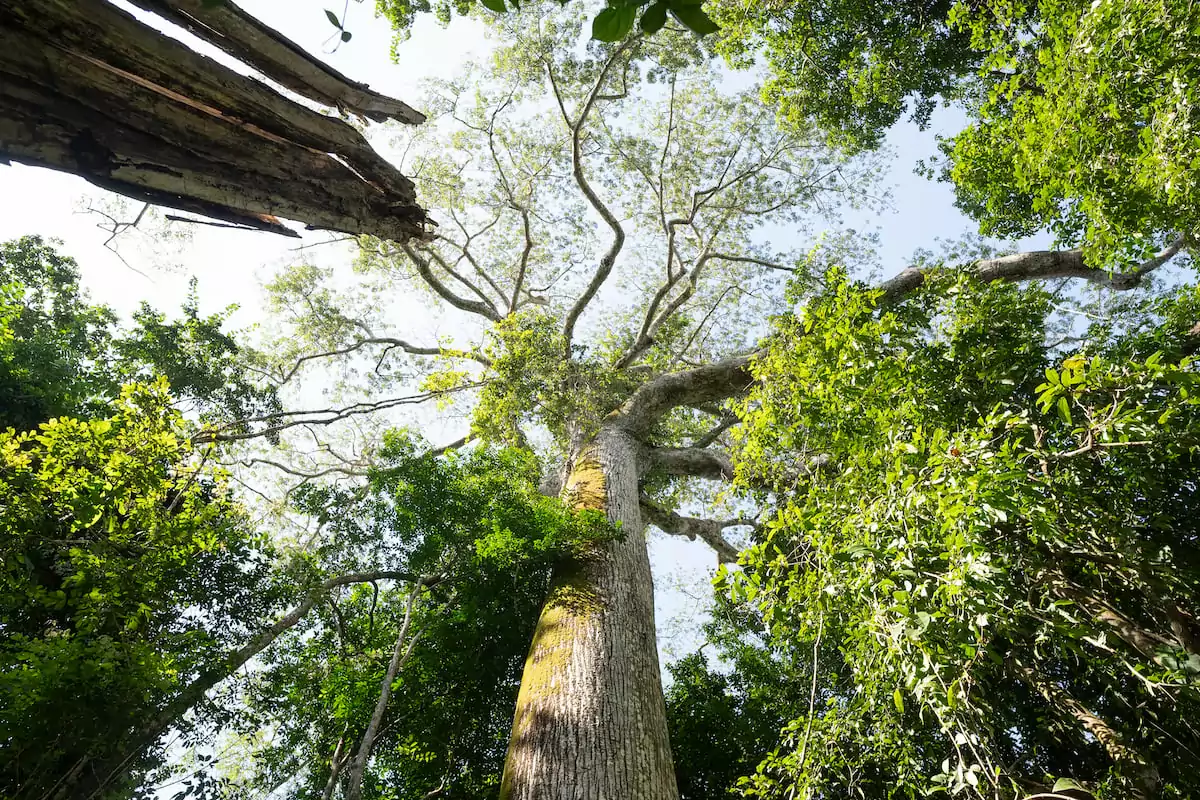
[2,0,1199,799]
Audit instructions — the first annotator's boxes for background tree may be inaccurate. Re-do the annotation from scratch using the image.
[234,439,610,800]
[727,261,1200,798]
[0,236,291,799]
[0,235,278,432]
[0,377,280,800]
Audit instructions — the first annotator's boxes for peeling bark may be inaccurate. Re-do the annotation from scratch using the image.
[0,0,427,241]
[500,427,677,800]
[123,0,425,124]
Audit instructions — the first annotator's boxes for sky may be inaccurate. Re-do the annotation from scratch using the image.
[0,0,1032,667]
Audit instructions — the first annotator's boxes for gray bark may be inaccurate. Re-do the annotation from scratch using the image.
[638,498,741,563]
[500,425,678,800]
[0,0,426,241]
[644,445,733,481]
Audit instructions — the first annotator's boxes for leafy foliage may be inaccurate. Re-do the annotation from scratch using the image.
[0,381,278,800]
[373,0,718,45]
[238,436,614,799]
[0,235,279,433]
[665,603,812,799]
[945,0,1200,265]
[729,269,1200,798]
[709,0,978,151]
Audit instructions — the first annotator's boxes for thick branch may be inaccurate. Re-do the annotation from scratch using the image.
[689,414,739,449]
[644,446,733,481]
[611,238,1191,435]
[614,355,754,439]
[639,498,745,563]
[403,243,502,321]
[879,235,1191,304]
[1011,659,1159,798]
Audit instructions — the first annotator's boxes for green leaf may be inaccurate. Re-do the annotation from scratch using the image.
[669,5,718,35]
[324,8,342,27]
[1053,778,1089,794]
[639,2,668,34]
[593,6,638,41]
[893,688,905,714]
[1056,396,1072,426]
[480,0,507,12]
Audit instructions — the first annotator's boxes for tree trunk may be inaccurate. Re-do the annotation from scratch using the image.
[1011,660,1159,800]
[499,425,678,800]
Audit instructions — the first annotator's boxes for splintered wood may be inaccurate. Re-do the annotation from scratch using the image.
[0,0,428,241]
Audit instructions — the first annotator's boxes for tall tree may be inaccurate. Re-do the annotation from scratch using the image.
[249,5,1200,796]
[252,7,880,796]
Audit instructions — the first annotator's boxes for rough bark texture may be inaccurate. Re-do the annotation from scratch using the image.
[1011,660,1159,799]
[500,426,678,800]
[0,0,427,240]
[123,0,425,124]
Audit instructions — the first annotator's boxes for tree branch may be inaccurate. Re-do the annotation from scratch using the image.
[275,337,489,385]
[553,40,639,357]
[92,570,436,798]
[644,446,733,481]
[609,237,1193,435]
[689,414,739,449]
[879,235,1191,304]
[401,243,502,321]
[614,354,754,439]
[1010,659,1160,798]
[343,588,426,800]
[639,497,747,563]
[196,387,479,443]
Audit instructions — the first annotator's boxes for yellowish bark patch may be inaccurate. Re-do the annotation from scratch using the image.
[563,454,606,512]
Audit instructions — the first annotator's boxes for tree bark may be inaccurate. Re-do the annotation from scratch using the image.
[1011,660,1159,800]
[0,0,427,241]
[499,425,678,800]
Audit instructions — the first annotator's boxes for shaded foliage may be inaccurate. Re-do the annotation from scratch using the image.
[728,268,1200,798]
[237,437,614,799]
[0,235,279,433]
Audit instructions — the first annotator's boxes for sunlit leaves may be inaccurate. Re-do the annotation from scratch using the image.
[730,270,1200,798]
[0,381,276,798]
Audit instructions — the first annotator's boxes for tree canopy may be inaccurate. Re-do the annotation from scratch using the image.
[5,0,1200,799]
[728,266,1200,798]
